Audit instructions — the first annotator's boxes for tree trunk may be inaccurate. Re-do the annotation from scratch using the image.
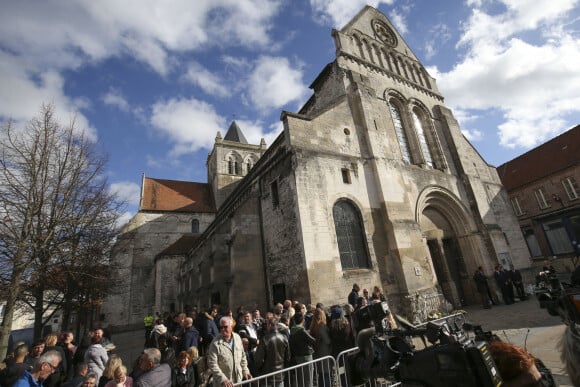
[33,285,45,341]
[0,272,23,360]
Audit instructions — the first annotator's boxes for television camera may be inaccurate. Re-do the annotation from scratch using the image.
[349,301,503,387]
[535,269,580,326]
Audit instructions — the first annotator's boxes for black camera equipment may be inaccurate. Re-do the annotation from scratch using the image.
[535,268,580,326]
[349,302,503,387]
[535,270,566,308]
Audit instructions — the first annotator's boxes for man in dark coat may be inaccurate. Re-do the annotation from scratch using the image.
[473,266,492,308]
[254,317,291,385]
[178,317,199,353]
[197,307,219,355]
[494,265,514,305]
[508,264,526,300]
[348,284,360,308]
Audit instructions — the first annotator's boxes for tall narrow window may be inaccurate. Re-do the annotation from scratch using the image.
[191,219,199,233]
[511,197,524,216]
[524,229,542,257]
[412,111,433,167]
[562,177,579,200]
[228,158,234,174]
[534,187,549,209]
[333,200,370,269]
[246,160,253,175]
[388,102,411,163]
[341,168,351,184]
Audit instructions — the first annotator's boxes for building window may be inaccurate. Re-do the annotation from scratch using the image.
[333,200,370,269]
[412,111,433,168]
[271,180,279,207]
[228,156,240,175]
[523,229,542,257]
[341,168,351,184]
[388,102,411,163]
[542,220,573,254]
[562,177,579,200]
[534,187,549,209]
[191,219,199,233]
[511,197,524,216]
[246,160,253,174]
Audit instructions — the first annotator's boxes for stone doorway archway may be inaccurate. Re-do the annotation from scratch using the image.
[416,187,479,307]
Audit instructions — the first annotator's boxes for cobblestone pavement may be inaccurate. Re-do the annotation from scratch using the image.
[462,297,572,386]
[111,296,573,386]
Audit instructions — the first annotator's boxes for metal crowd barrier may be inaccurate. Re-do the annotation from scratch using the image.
[233,349,402,387]
[234,355,336,387]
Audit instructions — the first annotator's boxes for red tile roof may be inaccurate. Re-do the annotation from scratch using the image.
[497,125,580,190]
[141,177,216,213]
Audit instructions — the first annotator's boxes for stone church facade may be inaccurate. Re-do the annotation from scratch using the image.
[103,6,530,329]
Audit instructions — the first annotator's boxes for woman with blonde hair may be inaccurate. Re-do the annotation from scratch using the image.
[98,354,123,387]
[104,365,133,387]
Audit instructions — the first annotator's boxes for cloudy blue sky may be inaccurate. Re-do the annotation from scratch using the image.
[1,0,579,224]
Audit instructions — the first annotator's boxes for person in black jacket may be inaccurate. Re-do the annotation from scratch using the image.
[474,266,493,308]
[178,318,199,353]
[171,351,196,387]
[0,344,30,387]
[289,312,315,387]
[254,317,291,386]
[197,308,219,356]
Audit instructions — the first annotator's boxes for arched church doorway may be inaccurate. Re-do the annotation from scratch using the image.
[416,187,479,307]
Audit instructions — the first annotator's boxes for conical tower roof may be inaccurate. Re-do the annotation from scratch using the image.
[223,121,248,144]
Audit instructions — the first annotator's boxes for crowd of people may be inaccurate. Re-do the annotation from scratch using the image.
[1,278,579,387]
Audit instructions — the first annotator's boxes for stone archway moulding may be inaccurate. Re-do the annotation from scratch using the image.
[415,186,477,237]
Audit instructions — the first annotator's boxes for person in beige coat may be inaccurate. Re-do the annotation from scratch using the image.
[207,316,252,387]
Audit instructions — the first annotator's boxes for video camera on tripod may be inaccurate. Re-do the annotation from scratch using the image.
[349,301,503,387]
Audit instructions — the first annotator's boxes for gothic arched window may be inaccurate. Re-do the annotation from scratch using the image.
[191,219,199,234]
[388,101,411,163]
[246,160,253,174]
[227,156,239,175]
[412,110,433,168]
[333,200,370,269]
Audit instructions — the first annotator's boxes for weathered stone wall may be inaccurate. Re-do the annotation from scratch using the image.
[103,211,214,329]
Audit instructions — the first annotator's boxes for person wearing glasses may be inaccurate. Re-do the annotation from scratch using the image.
[12,350,61,387]
[207,316,252,387]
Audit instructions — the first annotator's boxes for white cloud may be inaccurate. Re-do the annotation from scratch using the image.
[0,53,96,141]
[109,181,141,206]
[0,0,285,143]
[183,62,229,98]
[309,0,395,27]
[247,56,308,113]
[423,23,452,59]
[433,0,580,149]
[461,128,484,142]
[388,9,408,35]
[102,88,130,112]
[150,98,226,156]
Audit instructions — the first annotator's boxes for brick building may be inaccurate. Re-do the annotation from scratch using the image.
[497,125,580,271]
